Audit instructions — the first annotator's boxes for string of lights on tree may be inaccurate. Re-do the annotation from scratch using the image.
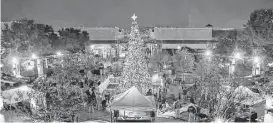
[120,14,151,93]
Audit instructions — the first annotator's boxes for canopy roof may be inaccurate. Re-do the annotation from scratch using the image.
[2,86,44,104]
[110,86,156,111]
[234,85,264,105]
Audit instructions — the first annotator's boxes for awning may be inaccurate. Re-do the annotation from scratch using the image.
[98,75,114,93]
[162,44,207,49]
[2,86,44,104]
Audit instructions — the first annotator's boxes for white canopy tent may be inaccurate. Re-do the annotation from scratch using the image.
[234,85,264,105]
[110,86,156,111]
[2,86,45,110]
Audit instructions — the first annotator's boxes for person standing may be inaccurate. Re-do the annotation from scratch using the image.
[101,95,107,110]
[87,70,92,80]
[105,92,110,103]
[85,90,92,113]
[146,89,153,96]
[173,99,180,119]
[90,87,97,113]
[188,105,197,122]
[96,93,102,110]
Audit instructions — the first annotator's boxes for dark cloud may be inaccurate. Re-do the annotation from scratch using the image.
[1,0,272,29]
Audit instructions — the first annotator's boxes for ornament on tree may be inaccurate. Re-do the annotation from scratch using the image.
[120,14,151,93]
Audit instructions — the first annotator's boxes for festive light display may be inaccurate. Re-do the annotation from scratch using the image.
[120,14,151,93]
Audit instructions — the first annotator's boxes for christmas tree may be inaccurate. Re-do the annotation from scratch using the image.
[120,14,151,93]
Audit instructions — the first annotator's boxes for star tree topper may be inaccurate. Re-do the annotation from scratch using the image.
[132,14,137,21]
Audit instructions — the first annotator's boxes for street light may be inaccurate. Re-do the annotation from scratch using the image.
[253,56,260,63]
[205,50,212,56]
[252,56,261,75]
[56,51,62,56]
[234,52,241,59]
[90,45,95,49]
[12,57,18,64]
[177,46,181,50]
[31,53,37,59]
[163,64,167,69]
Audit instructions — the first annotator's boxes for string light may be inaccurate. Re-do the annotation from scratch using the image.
[121,14,151,93]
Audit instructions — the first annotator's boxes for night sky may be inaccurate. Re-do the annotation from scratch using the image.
[1,0,273,30]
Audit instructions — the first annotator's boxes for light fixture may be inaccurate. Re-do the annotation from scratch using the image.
[56,51,62,56]
[253,56,260,63]
[234,52,241,59]
[177,46,181,50]
[205,50,212,56]
[31,54,37,59]
[12,57,18,64]
[90,45,95,49]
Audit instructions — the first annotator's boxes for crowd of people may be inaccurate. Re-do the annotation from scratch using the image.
[144,74,201,120]
[77,70,112,114]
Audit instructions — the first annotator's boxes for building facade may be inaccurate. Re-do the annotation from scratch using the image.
[81,26,236,56]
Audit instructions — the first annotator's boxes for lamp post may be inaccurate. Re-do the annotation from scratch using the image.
[204,50,212,62]
[56,51,62,57]
[12,57,20,77]
[252,56,260,76]
[56,51,63,68]
[32,53,39,79]
[229,52,241,78]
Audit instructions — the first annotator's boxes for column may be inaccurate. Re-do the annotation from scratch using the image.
[44,58,48,69]
[13,61,20,77]
[37,59,44,77]
[252,62,260,76]
[230,59,236,76]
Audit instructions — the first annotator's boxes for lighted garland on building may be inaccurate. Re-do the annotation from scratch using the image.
[120,14,151,93]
